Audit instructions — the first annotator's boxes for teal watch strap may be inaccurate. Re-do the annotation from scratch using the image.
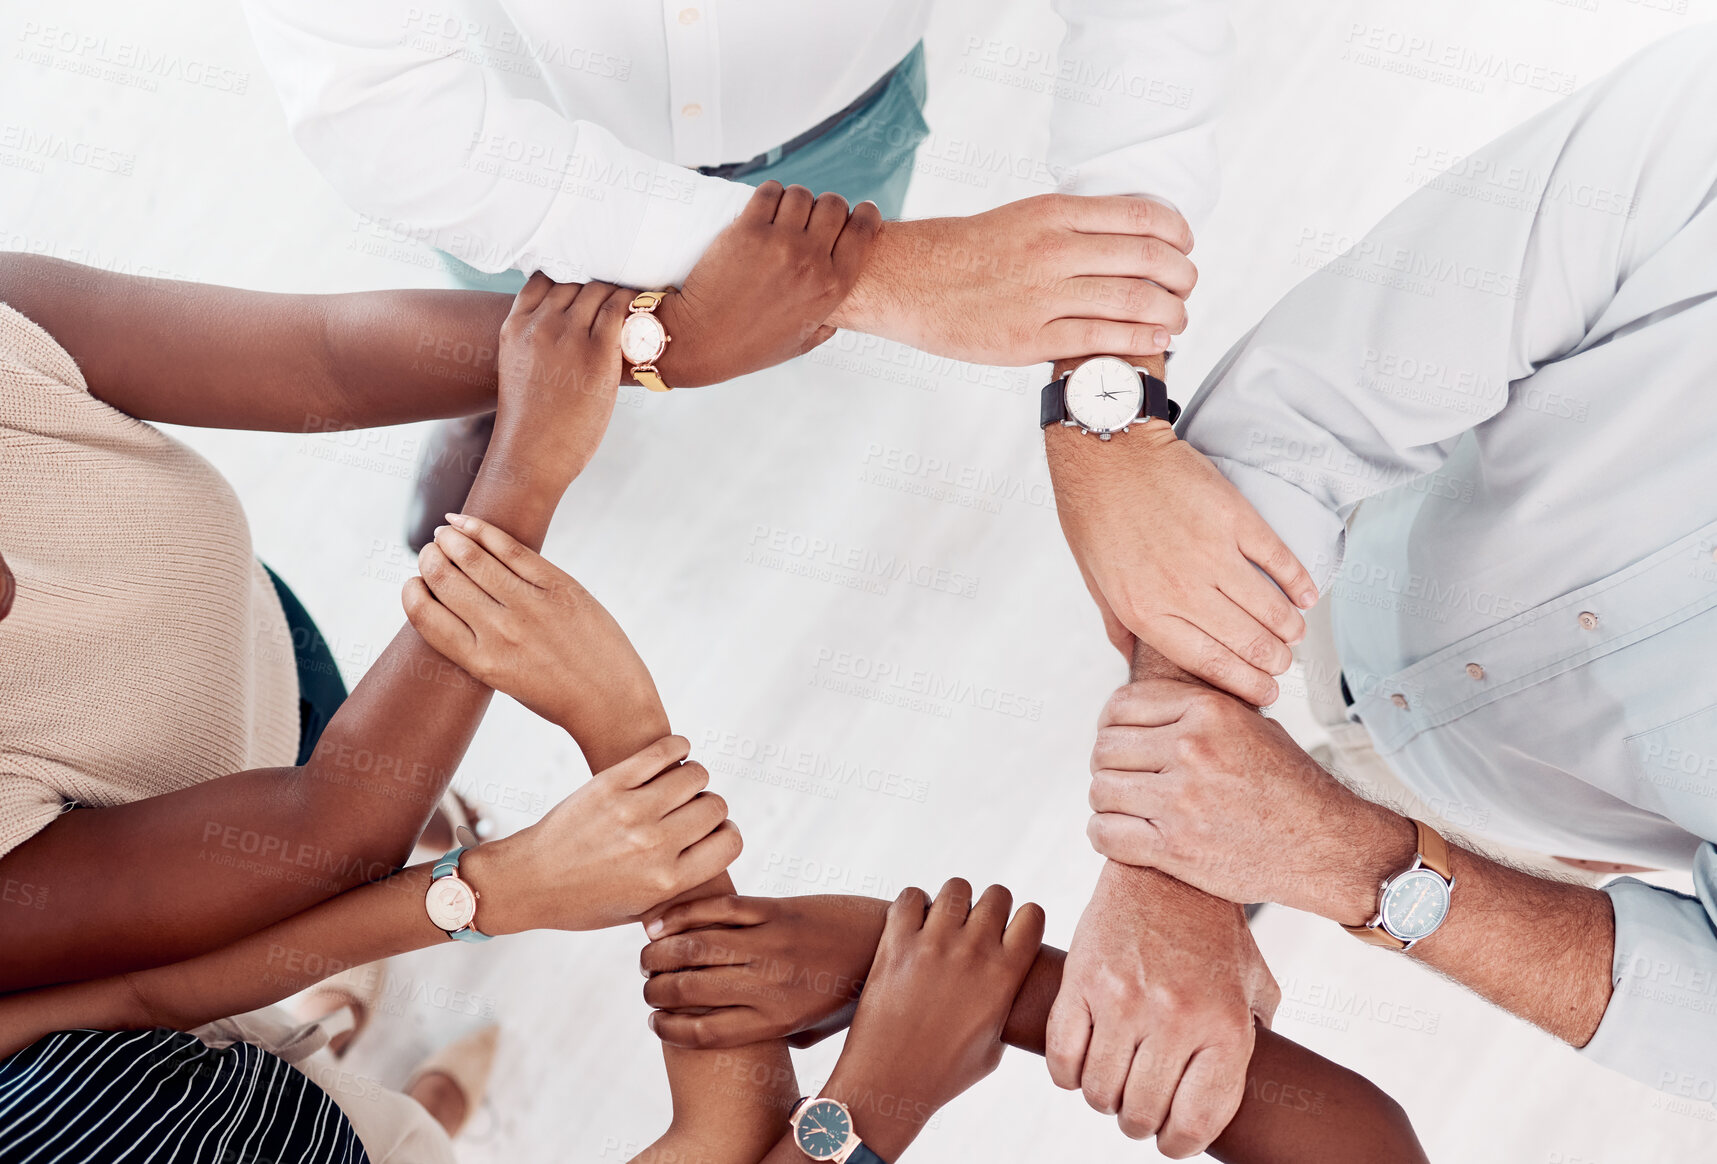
[430,844,492,943]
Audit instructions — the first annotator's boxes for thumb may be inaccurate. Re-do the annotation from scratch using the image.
[795,322,837,357]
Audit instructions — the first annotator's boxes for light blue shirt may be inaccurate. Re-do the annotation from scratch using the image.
[1180,26,1717,1097]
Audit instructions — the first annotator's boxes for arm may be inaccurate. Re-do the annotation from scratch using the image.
[399,514,796,1164]
[1085,648,1614,1046]
[0,279,609,990]
[0,253,511,429]
[0,735,730,1060]
[641,889,1425,1163]
[1061,30,1717,704]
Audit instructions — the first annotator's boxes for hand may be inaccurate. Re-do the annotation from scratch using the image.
[829,194,1197,366]
[1046,863,1278,1159]
[490,275,633,484]
[640,894,890,1049]
[821,881,1044,1160]
[401,512,660,752]
[1086,679,1415,922]
[650,182,881,387]
[461,735,742,934]
[1046,424,1317,705]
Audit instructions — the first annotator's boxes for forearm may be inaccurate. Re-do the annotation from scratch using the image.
[0,253,513,429]
[0,865,446,1061]
[1322,802,1614,1046]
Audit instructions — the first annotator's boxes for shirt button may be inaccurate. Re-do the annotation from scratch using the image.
[1578,611,1600,630]
[680,102,703,118]
[1390,693,1410,710]
[1465,663,1485,680]
[678,7,700,23]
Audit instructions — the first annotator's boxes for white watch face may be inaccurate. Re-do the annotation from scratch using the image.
[620,312,666,365]
[426,876,477,932]
[1064,356,1144,433]
[1379,868,1450,941]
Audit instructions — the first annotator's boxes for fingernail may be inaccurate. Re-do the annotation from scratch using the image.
[1265,681,1280,705]
[432,525,449,539]
[641,963,651,979]
[445,512,471,530]
[1153,328,1170,349]
[1299,590,1317,608]
[646,919,664,938]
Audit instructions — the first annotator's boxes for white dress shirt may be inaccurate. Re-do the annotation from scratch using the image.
[241,0,1232,288]
[1181,25,1717,1093]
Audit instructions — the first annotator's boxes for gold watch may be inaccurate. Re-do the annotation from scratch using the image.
[620,289,674,392]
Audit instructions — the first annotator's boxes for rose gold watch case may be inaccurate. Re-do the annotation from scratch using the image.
[425,874,479,933]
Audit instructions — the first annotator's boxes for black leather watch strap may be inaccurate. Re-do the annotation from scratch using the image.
[848,1145,889,1164]
[1040,370,1179,429]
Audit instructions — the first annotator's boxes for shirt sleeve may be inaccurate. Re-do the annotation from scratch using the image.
[1176,26,1717,590]
[239,0,755,287]
[1582,854,1717,1100]
[0,772,67,862]
[1047,0,1233,229]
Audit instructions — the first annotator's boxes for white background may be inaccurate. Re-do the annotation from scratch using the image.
[3,0,1716,1160]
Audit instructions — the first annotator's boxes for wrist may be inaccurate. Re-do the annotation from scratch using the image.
[818,1062,932,1162]
[826,220,909,336]
[1324,801,1418,927]
[456,839,528,937]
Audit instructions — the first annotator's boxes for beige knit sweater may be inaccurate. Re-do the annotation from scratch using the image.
[0,301,299,859]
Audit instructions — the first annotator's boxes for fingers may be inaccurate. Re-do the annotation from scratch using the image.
[1058,278,1188,333]
[923,877,974,934]
[401,576,476,660]
[1092,724,1174,769]
[965,884,1014,938]
[1146,617,1279,707]
[592,283,635,348]
[636,759,712,816]
[1098,679,1216,730]
[511,270,554,315]
[444,513,555,587]
[1115,1039,1177,1140]
[833,200,884,278]
[1045,990,1094,1091]
[1086,812,1166,867]
[643,894,768,943]
[640,930,754,976]
[794,323,838,358]
[881,885,931,945]
[417,540,499,621]
[1057,194,1194,254]
[660,789,730,850]
[1219,563,1308,650]
[741,180,786,225]
[643,965,757,1011]
[1035,317,1167,363]
[1063,233,1198,297]
[1080,1016,1138,1116]
[429,526,526,608]
[649,1006,769,1051]
[1088,769,1171,819]
[1154,1042,1249,1158]
[1192,590,1295,677]
[540,277,582,314]
[596,735,692,790]
[566,278,617,331]
[773,183,816,228]
[1001,901,1047,971]
[676,818,744,886]
[1238,522,1319,611]
[806,190,850,247]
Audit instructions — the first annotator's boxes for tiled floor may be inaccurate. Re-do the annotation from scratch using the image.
[5,0,1715,1158]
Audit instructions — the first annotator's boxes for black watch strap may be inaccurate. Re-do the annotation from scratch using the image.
[1039,370,1179,429]
[848,1145,888,1164]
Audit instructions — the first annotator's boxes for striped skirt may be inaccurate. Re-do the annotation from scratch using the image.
[0,1028,370,1163]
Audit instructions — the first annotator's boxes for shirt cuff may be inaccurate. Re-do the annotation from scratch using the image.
[610,165,756,291]
[1581,864,1717,1100]
[1204,457,1347,594]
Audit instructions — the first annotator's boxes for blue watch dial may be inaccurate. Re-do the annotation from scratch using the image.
[795,1099,853,1160]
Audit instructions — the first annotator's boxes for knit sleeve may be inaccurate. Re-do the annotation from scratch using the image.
[0,771,68,862]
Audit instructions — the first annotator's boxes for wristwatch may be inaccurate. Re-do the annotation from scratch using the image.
[620,289,674,392]
[425,844,492,943]
[1342,818,1455,951]
[1040,355,1178,439]
[788,1096,888,1164]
